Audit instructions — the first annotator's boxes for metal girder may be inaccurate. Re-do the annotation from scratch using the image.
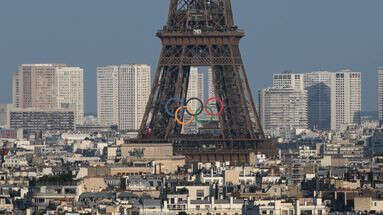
[138,0,264,140]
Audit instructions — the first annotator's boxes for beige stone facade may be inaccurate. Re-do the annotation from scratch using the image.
[80,177,108,192]
[224,169,240,185]
[120,143,173,159]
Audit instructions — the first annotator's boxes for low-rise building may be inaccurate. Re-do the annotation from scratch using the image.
[9,108,75,131]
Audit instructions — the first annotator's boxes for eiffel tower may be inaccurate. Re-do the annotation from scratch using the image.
[139,0,264,141]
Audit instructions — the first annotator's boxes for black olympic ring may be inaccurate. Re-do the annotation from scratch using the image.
[185,97,204,116]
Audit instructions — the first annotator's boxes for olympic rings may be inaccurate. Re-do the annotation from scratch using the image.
[175,106,195,125]
[165,97,224,125]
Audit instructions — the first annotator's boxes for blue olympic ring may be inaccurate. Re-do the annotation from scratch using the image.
[164,98,184,117]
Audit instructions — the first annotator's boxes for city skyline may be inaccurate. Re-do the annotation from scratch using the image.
[0,1,382,114]
[0,1,383,214]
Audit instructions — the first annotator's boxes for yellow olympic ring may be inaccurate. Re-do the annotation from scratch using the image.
[175,106,195,125]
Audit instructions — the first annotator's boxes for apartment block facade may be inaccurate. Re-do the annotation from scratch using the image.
[259,88,308,130]
[12,64,84,125]
[304,71,335,130]
[97,64,151,130]
[333,70,361,130]
[378,68,383,126]
[56,67,84,125]
[266,70,361,131]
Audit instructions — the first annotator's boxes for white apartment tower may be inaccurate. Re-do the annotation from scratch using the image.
[187,67,205,111]
[97,64,151,130]
[261,72,308,131]
[56,67,84,125]
[333,70,361,130]
[118,64,151,130]
[183,67,204,134]
[97,66,119,127]
[259,88,308,130]
[378,68,383,126]
[304,71,335,130]
[208,68,215,99]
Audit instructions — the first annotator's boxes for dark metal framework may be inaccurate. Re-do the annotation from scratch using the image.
[139,0,264,140]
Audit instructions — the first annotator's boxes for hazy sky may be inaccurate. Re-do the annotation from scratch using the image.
[0,0,382,114]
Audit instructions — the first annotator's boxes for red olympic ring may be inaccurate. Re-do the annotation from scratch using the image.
[204,97,224,117]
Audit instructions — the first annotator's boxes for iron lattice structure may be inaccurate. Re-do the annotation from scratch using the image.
[139,0,264,140]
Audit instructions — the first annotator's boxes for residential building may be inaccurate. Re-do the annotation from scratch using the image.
[12,73,20,108]
[333,70,361,130]
[56,67,84,125]
[97,64,151,130]
[13,64,66,109]
[273,72,304,91]
[0,104,12,128]
[379,68,383,126]
[259,88,308,130]
[97,66,119,127]
[183,67,204,134]
[118,64,151,130]
[304,71,335,130]
[11,64,84,127]
[9,108,75,131]
[354,197,383,213]
[208,68,215,99]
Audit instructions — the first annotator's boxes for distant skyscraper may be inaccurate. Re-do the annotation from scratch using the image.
[12,64,84,125]
[97,66,120,127]
[266,70,362,131]
[56,67,84,125]
[208,68,215,99]
[12,74,20,108]
[259,88,308,130]
[272,72,304,91]
[304,71,335,130]
[0,104,12,128]
[186,67,204,111]
[97,64,151,130]
[333,70,361,130]
[378,68,383,126]
[183,67,204,134]
[262,72,308,131]
[14,64,66,109]
[118,64,151,130]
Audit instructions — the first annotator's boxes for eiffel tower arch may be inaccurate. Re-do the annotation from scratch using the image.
[139,0,265,141]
